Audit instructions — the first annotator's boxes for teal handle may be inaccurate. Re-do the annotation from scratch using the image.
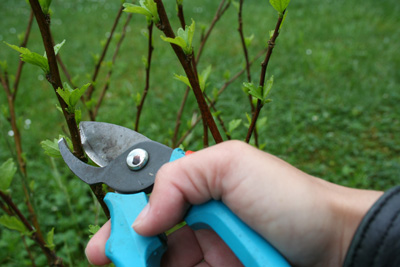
[104,193,166,267]
[104,148,290,266]
[172,148,290,266]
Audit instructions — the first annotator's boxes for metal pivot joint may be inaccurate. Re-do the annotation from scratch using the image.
[58,139,172,194]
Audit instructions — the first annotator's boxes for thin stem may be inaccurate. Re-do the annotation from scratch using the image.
[135,22,154,132]
[86,6,124,109]
[29,0,84,159]
[93,14,133,119]
[0,191,63,266]
[172,88,189,147]
[29,0,109,221]
[176,49,266,146]
[13,10,34,101]
[245,11,285,143]
[172,0,229,146]
[176,2,186,28]
[56,54,76,88]
[155,0,223,144]
[21,236,37,267]
[237,0,258,146]
[196,0,230,62]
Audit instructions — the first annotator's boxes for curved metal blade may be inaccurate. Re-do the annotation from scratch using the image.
[80,121,150,167]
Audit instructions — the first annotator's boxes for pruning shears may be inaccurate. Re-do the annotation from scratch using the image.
[58,121,290,266]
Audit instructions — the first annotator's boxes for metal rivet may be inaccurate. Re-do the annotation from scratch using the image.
[126,148,149,171]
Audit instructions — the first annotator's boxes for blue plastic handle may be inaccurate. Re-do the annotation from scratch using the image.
[104,148,290,266]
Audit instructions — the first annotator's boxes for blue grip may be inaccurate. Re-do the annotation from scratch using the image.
[171,148,290,266]
[104,193,166,267]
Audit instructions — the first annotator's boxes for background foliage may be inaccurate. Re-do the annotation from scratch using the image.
[0,0,399,265]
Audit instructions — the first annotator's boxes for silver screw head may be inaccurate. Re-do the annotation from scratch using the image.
[126,148,149,171]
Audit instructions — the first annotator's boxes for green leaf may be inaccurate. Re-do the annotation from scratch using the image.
[134,92,142,107]
[243,82,263,101]
[160,35,187,51]
[70,83,90,108]
[280,10,288,30]
[228,119,242,134]
[0,215,31,236]
[245,34,254,47]
[5,42,49,73]
[161,19,195,55]
[199,65,212,92]
[0,159,17,191]
[174,74,192,89]
[269,0,290,15]
[88,225,101,238]
[231,0,240,12]
[75,108,82,125]
[41,135,72,158]
[263,75,274,99]
[53,39,66,56]
[56,83,90,113]
[123,0,159,24]
[39,0,52,14]
[45,228,55,251]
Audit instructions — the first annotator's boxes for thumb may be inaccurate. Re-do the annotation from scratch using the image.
[132,140,251,236]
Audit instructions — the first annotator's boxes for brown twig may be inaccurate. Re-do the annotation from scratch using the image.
[29,0,109,221]
[237,0,259,146]
[0,8,47,262]
[29,0,85,159]
[56,54,76,88]
[86,6,124,119]
[155,0,223,144]
[176,1,186,28]
[93,14,133,119]
[196,0,230,62]
[245,11,285,143]
[135,21,154,132]
[13,10,34,101]
[172,0,230,146]
[176,49,266,146]
[0,191,62,266]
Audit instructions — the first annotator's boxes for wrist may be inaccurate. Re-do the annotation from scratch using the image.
[327,183,383,265]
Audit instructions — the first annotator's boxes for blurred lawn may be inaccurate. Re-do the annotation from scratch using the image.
[0,0,399,265]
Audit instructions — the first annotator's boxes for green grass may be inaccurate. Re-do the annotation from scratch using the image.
[0,0,399,265]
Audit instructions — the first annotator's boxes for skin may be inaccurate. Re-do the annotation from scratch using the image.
[85,140,383,266]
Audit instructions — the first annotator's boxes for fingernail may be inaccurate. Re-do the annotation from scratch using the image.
[132,203,150,229]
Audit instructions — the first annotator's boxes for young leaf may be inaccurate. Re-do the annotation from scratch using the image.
[269,0,291,16]
[75,108,82,125]
[39,0,52,14]
[161,19,195,55]
[174,74,192,89]
[53,39,66,56]
[264,75,274,100]
[56,83,90,113]
[245,34,255,48]
[228,119,242,134]
[45,228,55,251]
[41,135,72,158]
[199,65,212,92]
[243,82,263,101]
[160,35,187,52]
[123,0,159,24]
[5,42,49,73]
[0,159,17,191]
[0,215,31,237]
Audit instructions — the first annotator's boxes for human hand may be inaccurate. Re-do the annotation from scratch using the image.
[86,140,382,266]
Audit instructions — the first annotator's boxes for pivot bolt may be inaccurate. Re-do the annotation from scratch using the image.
[126,148,149,171]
